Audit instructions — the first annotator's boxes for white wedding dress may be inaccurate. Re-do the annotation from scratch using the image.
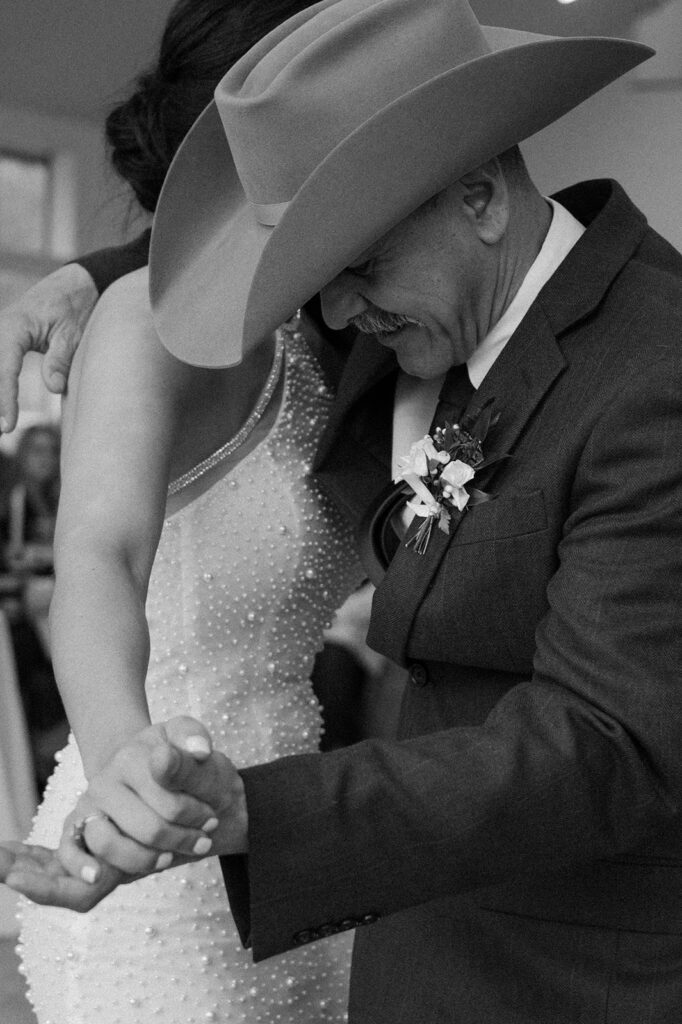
[17,323,364,1024]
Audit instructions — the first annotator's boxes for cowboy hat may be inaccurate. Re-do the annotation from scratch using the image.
[149,0,651,367]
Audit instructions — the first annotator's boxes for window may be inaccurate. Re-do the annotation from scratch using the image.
[0,150,53,256]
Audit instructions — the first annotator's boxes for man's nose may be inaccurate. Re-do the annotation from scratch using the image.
[319,273,368,330]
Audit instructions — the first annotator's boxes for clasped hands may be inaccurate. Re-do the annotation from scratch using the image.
[0,717,247,912]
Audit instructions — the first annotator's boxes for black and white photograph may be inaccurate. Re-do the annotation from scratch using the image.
[0,1,680,1021]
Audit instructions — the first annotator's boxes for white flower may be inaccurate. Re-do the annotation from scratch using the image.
[440,459,475,512]
[440,459,475,488]
[445,486,470,512]
[400,473,437,508]
[407,498,441,519]
[395,436,439,481]
[415,435,440,462]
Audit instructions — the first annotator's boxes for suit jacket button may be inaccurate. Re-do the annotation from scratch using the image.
[409,662,428,687]
[339,919,357,931]
[361,912,379,925]
[318,923,338,937]
[293,929,313,945]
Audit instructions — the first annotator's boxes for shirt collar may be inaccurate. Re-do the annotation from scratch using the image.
[467,198,585,388]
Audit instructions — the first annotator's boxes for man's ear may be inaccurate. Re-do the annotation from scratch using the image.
[458,158,509,245]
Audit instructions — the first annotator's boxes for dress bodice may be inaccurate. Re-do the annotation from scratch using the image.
[145,322,364,764]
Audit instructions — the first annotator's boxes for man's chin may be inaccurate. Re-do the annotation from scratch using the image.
[377,322,422,351]
[384,325,449,379]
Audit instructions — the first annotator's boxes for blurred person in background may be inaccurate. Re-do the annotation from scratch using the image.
[1,424,65,792]
[0,446,18,522]
[5,424,60,580]
[0,444,19,605]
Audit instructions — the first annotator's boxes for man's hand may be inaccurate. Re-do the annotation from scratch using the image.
[0,841,126,912]
[0,263,97,432]
[56,718,247,885]
[150,719,249,859]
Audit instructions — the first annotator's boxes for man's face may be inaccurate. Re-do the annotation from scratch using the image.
[319,195,491,379]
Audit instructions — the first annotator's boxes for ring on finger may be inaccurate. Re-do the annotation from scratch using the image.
[70,811,111,850]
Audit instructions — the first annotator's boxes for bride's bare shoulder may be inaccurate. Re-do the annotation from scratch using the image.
[88,266,153,334]
[77,266,176,378]
[68,265,181,417]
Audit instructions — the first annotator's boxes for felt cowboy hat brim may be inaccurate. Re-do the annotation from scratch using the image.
[149,5,652,367]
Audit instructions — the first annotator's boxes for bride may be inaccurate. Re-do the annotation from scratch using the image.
[10,1,363,1021]
[17,280,361,1024]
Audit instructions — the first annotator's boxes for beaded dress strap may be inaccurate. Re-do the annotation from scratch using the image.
[168,335,285,496]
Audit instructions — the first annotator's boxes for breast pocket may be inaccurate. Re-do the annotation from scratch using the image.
[414,489,554,672]
[451,487,548,545]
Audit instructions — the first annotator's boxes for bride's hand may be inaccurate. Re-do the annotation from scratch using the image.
[57,719,222,881]
[1,840,125,912]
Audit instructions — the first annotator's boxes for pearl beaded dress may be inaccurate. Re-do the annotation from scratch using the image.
[18,324,364,1024]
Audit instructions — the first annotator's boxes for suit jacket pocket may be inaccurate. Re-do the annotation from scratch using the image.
[451,487,547,546]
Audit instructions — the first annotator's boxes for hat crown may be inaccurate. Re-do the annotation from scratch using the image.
[217,0,490,207]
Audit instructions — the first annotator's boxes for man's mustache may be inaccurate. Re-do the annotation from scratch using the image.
[349,305,423,336]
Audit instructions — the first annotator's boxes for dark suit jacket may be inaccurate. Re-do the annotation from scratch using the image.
[220,181,682,1020]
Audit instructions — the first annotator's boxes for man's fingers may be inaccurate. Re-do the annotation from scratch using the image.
[0,323,28,432]
[41,332,73,393]
[148,744,249,856]
[0,262,97,426]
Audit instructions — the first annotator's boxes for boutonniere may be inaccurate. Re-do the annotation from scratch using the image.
[394,399,506,555]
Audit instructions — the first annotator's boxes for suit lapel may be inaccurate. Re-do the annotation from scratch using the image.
[466,302,566,487]
[368,306,567,664]
[467,178,648,489]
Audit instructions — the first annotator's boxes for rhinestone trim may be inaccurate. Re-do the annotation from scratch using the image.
[168,335,285,496]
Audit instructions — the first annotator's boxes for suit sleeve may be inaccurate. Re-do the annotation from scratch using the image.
[222,338,682,961]
[75,229,151,294]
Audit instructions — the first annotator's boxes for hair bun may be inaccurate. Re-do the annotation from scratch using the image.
[105,71,173,214]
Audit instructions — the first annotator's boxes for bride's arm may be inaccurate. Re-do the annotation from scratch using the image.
[51,267,192,776]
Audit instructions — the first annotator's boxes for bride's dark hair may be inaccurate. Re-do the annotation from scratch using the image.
[105,0,311,214]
